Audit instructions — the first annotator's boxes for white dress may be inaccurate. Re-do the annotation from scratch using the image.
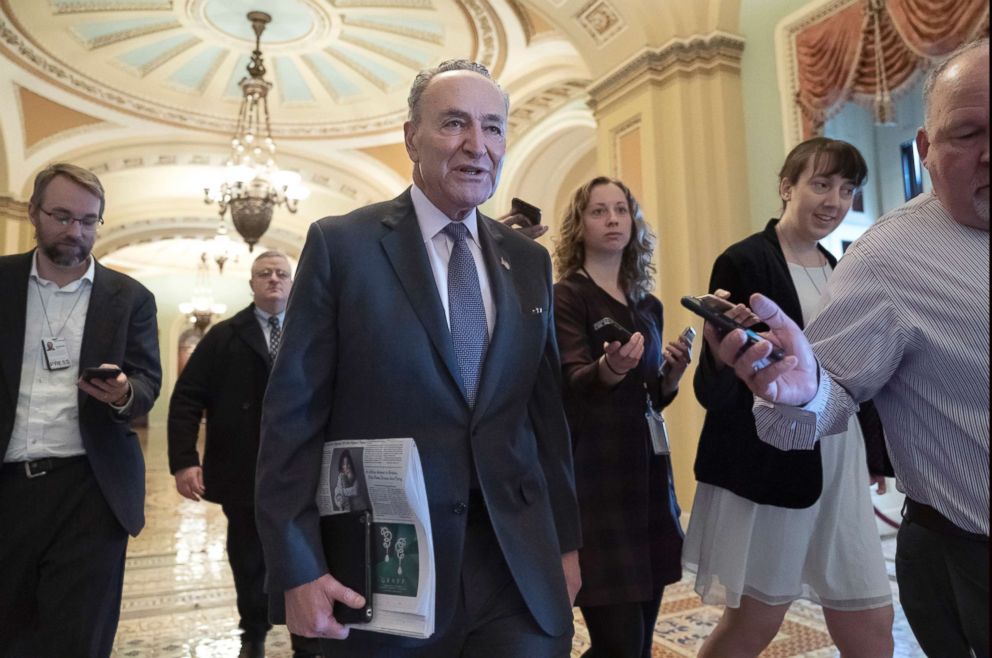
[682,262,892,611]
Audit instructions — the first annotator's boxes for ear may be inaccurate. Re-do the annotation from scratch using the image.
[27,203,40,229]
[916,126,931,170]
[403,121,419,163]
[778,177,793,203]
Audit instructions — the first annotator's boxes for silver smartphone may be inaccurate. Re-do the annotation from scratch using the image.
[659,325,696,376]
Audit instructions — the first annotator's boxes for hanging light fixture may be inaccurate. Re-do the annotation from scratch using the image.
[179,253,227,333]
[203,11,309,251]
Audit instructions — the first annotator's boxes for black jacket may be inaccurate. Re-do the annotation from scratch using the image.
[167,304,272,506]
[693,220,890,508]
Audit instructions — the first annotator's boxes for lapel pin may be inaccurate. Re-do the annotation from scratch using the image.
[531,306,543,315]
[500,257,510,270]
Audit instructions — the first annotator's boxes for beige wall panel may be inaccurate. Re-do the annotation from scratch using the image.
[590,62,751,507]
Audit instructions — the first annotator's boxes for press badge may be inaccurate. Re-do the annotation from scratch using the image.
[42,337,71,371]
[645,395,671,455]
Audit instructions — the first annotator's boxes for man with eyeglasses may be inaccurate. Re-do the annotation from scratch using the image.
[0,162,162,656]
[168,251,322,658]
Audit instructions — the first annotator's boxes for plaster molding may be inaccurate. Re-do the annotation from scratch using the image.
[0,195,28,219]
[507,79,587,138]
[92,216,305,260]
[575,0,626,47]
[609,114,640,177]
[586,31,746,113]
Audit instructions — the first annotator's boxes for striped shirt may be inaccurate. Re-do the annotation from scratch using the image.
[755,192,989,535]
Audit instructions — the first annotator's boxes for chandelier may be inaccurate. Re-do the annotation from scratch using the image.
[203,11,308,251]
[179,253,227,333]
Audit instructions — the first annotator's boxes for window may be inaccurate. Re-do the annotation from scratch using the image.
[900,139,924,201]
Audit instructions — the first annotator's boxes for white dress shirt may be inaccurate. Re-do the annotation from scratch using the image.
[754,193,989,535]
[254,306,286,347]
[5,253,95,462]
[411,184,496,337]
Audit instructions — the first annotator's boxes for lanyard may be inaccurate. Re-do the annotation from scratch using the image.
[33,278,86,338]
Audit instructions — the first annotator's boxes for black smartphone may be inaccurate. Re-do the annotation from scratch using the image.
[510,197,542,226]
[81,366,122,381]
[680,296,784,362]
[592,317,633,345]
[322,509,374,624]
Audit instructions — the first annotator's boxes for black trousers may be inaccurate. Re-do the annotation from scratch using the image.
[896,517,989,658]
[0,458,128,658]
[579,589,664,658]
[319,501,573,657]
[222,503,322,656]
[223,503,272,641]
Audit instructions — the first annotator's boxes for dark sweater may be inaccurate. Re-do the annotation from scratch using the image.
[554,272,683,606]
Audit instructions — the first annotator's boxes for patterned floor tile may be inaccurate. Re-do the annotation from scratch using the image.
[112,428,925,657]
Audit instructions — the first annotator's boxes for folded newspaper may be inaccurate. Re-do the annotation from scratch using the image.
[316,438,435,638]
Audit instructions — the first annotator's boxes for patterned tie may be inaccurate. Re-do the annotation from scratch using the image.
[267,315,282,360]
[443,222,489,407]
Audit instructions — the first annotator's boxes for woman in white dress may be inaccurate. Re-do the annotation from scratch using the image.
[683,137,895,657]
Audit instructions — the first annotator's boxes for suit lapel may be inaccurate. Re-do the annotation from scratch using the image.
[472,217,518,418]
[0,253,32,413]
[233,305,270,365]
[380,193,463,398]
[78,262,125,411]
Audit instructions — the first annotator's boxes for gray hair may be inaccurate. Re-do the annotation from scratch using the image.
[922,38,988,128]
[253,249,289,264]
[407,59,508,124]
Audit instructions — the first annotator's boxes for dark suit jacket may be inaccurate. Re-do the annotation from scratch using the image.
[256,189,580,640]
[168,304,271,506]
[0,250,161,536]
[693,220,890,508]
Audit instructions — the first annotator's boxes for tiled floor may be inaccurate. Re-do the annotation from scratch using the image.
[113,427,924,657]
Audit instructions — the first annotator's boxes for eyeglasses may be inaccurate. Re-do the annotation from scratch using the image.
[252,268,291,280]
[39,208,103,227]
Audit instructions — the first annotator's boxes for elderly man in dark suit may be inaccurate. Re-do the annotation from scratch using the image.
[168,250,322,658]
[0,163,162,657]
[255,59,581,657]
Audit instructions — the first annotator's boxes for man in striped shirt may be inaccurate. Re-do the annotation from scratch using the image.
[711,39,988,657]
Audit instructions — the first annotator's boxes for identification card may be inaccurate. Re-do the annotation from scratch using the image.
[645,407,670,455]
[42,337,72,370]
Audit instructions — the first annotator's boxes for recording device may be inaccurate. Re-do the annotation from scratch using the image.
[510,197,542,226]
[659,326,697,377]
[592,317,633,345]
[81,366,122,382]
[680,295,785,363]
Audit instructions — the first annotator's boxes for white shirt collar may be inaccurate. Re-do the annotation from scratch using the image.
[411,183,480,245]
[253,306,285,323]
[30,250,95,290]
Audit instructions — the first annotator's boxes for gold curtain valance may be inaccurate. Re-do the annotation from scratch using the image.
[794,0,988,137]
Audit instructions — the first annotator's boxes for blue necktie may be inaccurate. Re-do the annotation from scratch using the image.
[443,222,489,407]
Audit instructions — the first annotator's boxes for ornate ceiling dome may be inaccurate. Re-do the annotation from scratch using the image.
[1,0,505,138]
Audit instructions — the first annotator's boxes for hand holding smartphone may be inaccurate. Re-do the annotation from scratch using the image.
[81,366,122,382]
[592,317,633,345]
[681,295,784,363]
[510,197,542,226]
[659,325,696,377]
